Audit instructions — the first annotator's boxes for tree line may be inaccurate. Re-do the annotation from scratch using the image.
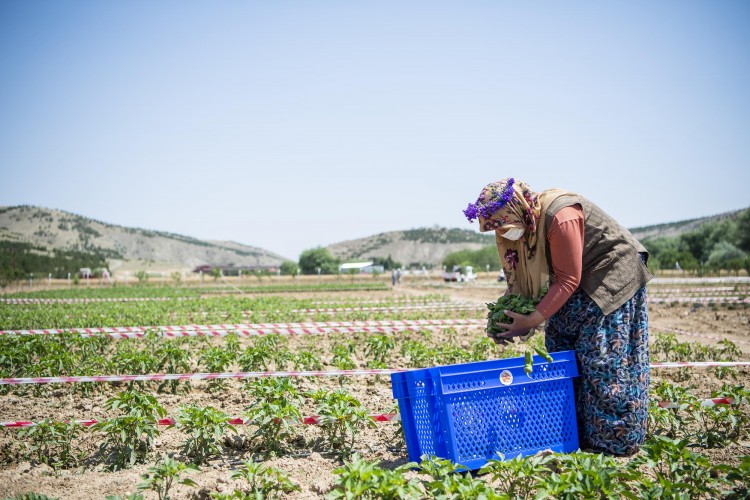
[439,208,750,276]
[0,241,111,286]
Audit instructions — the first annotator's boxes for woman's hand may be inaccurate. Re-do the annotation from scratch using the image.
[494,310,545,343]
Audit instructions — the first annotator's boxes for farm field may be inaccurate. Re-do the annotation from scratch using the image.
[0,278,748,499]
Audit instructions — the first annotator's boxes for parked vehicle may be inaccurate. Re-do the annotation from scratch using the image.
[442,265,477,282]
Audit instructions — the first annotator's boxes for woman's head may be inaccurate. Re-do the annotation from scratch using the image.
[463,178,540,239]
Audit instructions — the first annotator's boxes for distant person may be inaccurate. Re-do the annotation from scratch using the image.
[675,261,682,271]
[464,177,653,456]
[391,269,397,287]
[396,268,402,285]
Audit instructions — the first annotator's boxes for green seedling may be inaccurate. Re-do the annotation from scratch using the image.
[136,455,198,500]
[91,390,166,470]
[17,418,83,470]
[175,404,236,464]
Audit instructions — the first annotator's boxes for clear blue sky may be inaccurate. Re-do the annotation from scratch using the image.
[1,1,748,260]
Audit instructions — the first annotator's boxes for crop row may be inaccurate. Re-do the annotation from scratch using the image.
[3,282,393,300]
[4,378,749,499]
[0,298,482,330]
[0,327,745,394]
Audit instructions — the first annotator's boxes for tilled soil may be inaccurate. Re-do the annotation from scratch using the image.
[0,282,748,499]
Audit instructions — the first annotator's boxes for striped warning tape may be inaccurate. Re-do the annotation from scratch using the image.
[0,318,485,337]
[290,304,486,313]
[1,362,747,385]
[651,325,750,345]
[0,297,192,304]
[650,361,750,368]
[1,397,739,428]
[649,287,750,294]
[657,396,736,409]
[0,368,404,385]
[0,413,401,428]
[647,297,750,304]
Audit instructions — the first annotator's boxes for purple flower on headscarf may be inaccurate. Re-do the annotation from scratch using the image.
[462,203,479,222]
[463,178,515,223]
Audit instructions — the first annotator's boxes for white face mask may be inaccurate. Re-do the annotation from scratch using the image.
[501,227,525,241]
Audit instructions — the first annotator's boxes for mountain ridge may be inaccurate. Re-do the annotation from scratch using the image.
[1,204,745,271]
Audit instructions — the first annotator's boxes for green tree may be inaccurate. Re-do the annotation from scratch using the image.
[298,247,339,275]
[735,208,750,253]
[280,260,299,276]
[707,241,747,271]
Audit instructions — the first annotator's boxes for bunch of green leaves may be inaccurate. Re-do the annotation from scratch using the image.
[91,390,166,470]
[210,460,299,500]
[136,455,198,500]
[243,377,303,456]
[307,388,376,460]
[484,293,542,338]
[485,293,552,375]
[328,454,421,500]
[174,404,236,464]
[17,419,83,470]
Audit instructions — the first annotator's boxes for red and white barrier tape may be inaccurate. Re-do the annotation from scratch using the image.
[657,396,736,409]
[290,304,485,313]
[651,325,750,345]
[649,287,749,294]
[0,325,464,340]
[1,362,747,385]
[1,398,739,428]
[0,297,189,304]
[647,297,750,304]
[650,361,750,368]
[0,413,401,428]
[0,319,484,337]
[0,369,404,385]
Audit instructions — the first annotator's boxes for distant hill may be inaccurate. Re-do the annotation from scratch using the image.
[326,208,749,268]
[628,209,746,241]
[0,205,287,273]
[2,205,745,275]
[326,227,495,267]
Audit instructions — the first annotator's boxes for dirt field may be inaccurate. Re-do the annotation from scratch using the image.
[0,282,748,499]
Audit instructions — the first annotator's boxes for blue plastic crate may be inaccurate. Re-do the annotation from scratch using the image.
[391,350,579,470]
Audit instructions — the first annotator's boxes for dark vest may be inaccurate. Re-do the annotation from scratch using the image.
[544,194,653,315]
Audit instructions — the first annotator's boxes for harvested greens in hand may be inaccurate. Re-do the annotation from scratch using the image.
[485,292,553,374]
[485,293,543,337]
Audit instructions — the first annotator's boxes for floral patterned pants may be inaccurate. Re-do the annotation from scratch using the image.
[545,286,650,456]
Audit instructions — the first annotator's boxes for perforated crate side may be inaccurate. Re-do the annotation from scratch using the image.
[392,351,579,469]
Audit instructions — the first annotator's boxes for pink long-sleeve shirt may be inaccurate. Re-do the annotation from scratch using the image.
[536,204,585,319]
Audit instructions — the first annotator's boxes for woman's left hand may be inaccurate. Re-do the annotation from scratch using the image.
[495,310,545,342]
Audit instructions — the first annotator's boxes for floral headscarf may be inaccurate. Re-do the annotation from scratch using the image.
[464,178,568,298]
